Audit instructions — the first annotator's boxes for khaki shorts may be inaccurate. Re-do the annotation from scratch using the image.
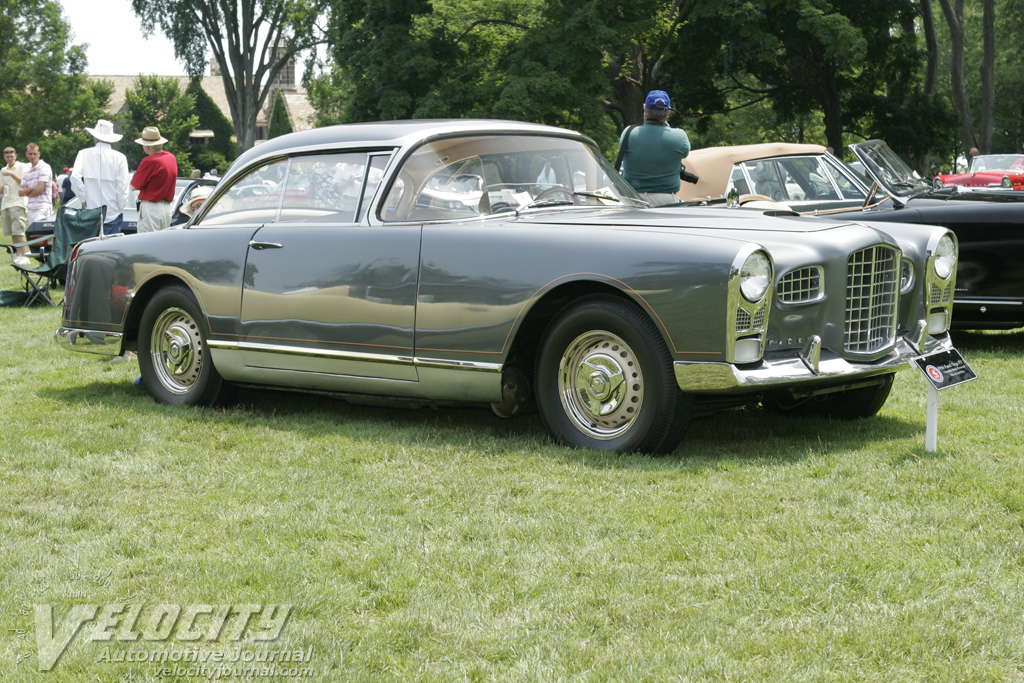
[2,205,28,237]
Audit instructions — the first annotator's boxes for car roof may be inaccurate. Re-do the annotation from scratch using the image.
[678,142,827,201]
[228,119,586,176]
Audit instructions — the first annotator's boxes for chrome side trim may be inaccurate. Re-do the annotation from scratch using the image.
[675,333,954,394]
[209,347,502,402]
[54,327,122,356]
[236,340,414,366]
[211,339,502,373]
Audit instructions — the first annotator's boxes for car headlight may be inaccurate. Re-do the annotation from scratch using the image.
[740,251,772,302]
[1001,176,1013,188]
[933,234,956,279]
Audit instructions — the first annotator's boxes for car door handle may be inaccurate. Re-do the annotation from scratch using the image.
[249,241,283,250]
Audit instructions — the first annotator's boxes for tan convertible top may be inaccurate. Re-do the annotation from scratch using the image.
[677,142,828,202]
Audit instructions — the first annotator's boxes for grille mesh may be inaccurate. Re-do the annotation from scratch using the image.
[777,266,823,304]
[845,246,899,354]
[736,307,766,334]
[736,308,751,333]
[930,282,952,305]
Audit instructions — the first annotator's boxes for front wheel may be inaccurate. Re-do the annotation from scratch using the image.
[535,295,692,454]
[138,284,233,406]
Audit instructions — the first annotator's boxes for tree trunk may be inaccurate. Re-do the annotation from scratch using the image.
[920,0,938,95]
[936,0,977,159]
[979,0,995,153]
[820,61,844,156]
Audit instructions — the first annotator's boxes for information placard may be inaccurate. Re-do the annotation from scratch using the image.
[914,349,978,391]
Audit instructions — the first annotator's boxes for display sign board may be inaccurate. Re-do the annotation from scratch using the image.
[914,349,977,391]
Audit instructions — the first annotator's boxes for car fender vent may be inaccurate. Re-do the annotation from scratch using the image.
[777,266,824,304]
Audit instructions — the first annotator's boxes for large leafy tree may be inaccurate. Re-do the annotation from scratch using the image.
[122,76,199,172]
[0,0,112,167]
[185,77,237,161]
[131,0,327,153]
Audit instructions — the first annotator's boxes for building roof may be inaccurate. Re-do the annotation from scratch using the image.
[90,75,314,133]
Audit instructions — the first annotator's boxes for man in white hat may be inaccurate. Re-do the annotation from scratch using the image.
[171,184,212,226]
[70,119,130,235]
[131,126,178,233]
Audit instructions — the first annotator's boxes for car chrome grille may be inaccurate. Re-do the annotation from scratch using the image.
[930,282,953,305]
[777,266,823,304]
[736,308,751,333]
[845,245,899,354]
[735,307,766,334]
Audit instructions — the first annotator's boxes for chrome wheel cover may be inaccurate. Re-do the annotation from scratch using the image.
[149,307,204,394]
[558,330,644,440]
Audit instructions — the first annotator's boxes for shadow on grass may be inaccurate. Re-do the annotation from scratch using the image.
[40,378,927,471]
[951,327,1024,354]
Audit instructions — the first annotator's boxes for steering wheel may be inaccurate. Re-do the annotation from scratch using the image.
[531,187,576,204]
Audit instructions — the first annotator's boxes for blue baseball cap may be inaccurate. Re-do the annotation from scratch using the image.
[644,90,675,111]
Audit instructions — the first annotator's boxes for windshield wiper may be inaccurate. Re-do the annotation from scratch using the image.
[573,191,621,203]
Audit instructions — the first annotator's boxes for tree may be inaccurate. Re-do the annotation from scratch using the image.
[935,0,996,156]
[185,78,237,162]
[131,0,328,153]
[0,0,112,167]
[123,76,199,171]
[268,90,293,138]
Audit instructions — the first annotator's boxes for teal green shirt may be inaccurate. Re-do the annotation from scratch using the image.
[619,122,691,194]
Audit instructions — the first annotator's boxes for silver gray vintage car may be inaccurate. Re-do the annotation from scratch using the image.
[56,120,960,454]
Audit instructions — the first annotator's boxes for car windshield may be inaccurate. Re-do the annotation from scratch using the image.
[380,134,645,222]
[849,140,930,199]
[968,155,1024,172]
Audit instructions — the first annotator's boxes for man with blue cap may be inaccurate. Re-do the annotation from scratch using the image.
[617,90,691,206]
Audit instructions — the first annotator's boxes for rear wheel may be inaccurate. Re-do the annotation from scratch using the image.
[535,295,692,454]
[138,284,233,406]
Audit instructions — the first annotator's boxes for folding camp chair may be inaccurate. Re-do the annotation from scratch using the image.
[6,205,105,306]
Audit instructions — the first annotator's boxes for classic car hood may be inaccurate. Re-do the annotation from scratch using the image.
[516,205,899,271]
[908,190,1024,206]
[518,205,861,234]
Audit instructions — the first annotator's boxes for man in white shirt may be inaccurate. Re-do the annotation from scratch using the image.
[69,119,130,235]
[1,146,30,266]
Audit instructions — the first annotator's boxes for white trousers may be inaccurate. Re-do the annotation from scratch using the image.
[137,200,171,233]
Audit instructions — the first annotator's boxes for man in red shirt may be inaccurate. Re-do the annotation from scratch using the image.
[131,126,178,232]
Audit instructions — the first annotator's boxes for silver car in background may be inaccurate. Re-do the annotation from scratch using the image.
[56,120,959,454]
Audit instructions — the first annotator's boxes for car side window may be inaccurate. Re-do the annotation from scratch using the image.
[821,159,866,200]
[198,159,289,226]
[281,153,372,224]
[727,166,751,195]
[740,161,785,201]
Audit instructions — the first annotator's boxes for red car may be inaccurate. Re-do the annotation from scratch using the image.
[934,154,1024,190]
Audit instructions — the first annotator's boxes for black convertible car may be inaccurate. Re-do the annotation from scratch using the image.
[679,140,1024,330]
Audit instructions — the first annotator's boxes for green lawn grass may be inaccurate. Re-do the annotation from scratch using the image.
[1,254,1023,682]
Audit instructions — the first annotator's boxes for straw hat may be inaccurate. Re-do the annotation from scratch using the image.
[135,126,169,146]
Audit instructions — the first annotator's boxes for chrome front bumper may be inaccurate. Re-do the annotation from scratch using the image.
[54,327,123,356]
[675,333,955,394]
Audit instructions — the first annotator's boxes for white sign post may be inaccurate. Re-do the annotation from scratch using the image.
[926,383,939,454]
[914,348,977,454]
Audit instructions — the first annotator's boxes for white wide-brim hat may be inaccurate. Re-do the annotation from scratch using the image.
[181,185,213,216]
[85,119,123,143]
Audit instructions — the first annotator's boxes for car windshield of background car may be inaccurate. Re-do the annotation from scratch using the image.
[380,135,640,222]
[968,155,1024,173]
[854,142,927,199]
